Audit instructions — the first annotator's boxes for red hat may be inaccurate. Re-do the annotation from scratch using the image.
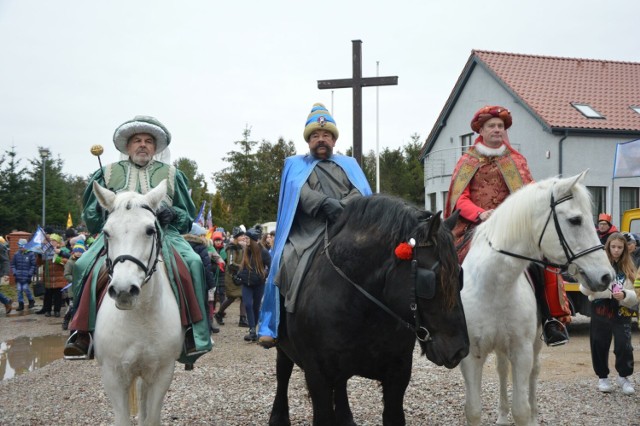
[598,213,612,224]
[471,106,513,133]
[212,231,224,241]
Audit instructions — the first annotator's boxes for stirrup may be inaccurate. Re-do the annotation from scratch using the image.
[184,327,210,356]
[541,318,569,347]
[63,331,94,361]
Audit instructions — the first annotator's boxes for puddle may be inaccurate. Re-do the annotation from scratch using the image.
[0,334,68,380]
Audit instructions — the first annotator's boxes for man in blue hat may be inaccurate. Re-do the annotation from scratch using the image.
[258,103,372,348]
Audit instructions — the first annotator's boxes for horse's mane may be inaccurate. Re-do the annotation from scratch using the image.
[331,194,428,247]
[331,194,459,310]
[475,176,593,248]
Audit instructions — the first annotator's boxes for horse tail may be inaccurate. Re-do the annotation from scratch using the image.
[437,224,459,311]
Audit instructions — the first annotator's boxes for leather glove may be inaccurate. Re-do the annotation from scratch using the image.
[321,198,344,223]
[156,205,177,228]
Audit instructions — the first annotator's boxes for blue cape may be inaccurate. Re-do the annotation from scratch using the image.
[258,154,372,338]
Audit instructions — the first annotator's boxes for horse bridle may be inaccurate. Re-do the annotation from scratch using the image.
[104,205,163,286]
[323,226,440,342]
[489,191,604,274]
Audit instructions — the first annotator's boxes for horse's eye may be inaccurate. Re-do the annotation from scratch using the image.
[568,216,582,226]
[146,226,156,236]
[103,230,110,239]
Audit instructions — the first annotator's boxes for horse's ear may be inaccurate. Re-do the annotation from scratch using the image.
[443,209,459,232]
[93,181,116,212]
[145,179,168,210]
[427,211,442,241]
[554,170,589,198]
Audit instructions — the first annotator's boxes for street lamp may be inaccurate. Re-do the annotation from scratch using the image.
[38,148,50,228]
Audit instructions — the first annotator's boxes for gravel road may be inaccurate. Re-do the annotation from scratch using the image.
[1,305,639,425]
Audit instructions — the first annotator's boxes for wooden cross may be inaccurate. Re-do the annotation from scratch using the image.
[318,40,398,166]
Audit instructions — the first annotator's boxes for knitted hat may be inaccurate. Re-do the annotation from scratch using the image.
[470,106,513,133]
[212,231,224,241]
[18,238,27,246]
[65,228,78,239]
[232,225,246,239]
[598,213,612,225]
[73,241,86,254]
[49,234,63,243]
[246,225,263,242]
[303,103,339,142]
[113,115,171,155]
[190,223,206,236]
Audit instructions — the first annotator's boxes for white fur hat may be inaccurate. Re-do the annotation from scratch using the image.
[113,115,171,155]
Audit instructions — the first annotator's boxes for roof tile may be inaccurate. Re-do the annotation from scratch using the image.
[474,50,640,131]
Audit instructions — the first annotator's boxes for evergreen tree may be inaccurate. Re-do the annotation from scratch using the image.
[0,147,29,234]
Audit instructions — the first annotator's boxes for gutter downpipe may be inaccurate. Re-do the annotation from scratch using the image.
[558,130,569,177]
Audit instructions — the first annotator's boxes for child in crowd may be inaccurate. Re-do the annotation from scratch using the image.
[581,232,638,394]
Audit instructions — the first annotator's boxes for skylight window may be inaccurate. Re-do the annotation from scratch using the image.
[631,106,640,115]
[571,103,604,119]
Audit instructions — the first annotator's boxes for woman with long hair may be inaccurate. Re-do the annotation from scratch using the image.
[581,232,638,394]
[237,226,271,342]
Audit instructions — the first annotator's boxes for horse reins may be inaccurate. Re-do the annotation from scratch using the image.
[104,205,163,285]
[488,191,603,274]
[323,225,437,342]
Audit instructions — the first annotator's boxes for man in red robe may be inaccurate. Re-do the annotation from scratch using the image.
[445,105,570,346]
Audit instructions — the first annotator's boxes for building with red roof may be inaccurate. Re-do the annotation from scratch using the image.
[420,50,640,226]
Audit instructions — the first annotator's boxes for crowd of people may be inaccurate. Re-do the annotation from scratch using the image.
[2,104,640,401]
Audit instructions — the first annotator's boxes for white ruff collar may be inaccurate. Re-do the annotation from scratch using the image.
[475,142,506,157]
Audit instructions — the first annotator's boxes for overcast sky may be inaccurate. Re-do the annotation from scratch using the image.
[1,1,638,189]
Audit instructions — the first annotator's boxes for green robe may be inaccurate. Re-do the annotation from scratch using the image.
[73,160,212,364]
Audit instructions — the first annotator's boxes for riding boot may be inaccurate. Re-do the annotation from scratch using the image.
[528,263,569,346]
[28,299,35,309]
[16,302,24,312]
[238,315,249,328]
[63,331,93,359]
[3,299,12,315]
[244,327,257,342]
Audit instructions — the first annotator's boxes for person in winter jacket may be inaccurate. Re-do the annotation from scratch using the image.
[580,232,639,394]
[238,225,271,342]
[184,224,218,333]
[36,234,69,317]
[596,213,618,245]
[208,231,227,322]
[10,239,36,311]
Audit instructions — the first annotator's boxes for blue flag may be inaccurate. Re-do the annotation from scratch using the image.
[24,226,54,255]
[195,201,206,226]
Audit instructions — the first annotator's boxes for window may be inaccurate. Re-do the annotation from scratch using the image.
[428,192,436,212]
[571,103,604,119]
[442,191,449,214]
[588,186,607,225]
[619,187,639,224]
[461,133,474,153]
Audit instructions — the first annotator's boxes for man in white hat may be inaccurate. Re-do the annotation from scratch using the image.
[65,116,212,364]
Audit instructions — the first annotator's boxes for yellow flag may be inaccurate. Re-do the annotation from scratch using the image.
[67,212,73,228]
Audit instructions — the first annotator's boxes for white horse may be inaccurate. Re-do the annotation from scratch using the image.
[460,171,614,426]
[93,180,183,426]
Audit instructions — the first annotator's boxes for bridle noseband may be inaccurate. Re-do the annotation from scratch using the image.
[104,205,163,286]
[323,225,441,342]
[489,191,603,274]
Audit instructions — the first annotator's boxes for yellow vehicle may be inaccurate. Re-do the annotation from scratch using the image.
[564,209,640,316]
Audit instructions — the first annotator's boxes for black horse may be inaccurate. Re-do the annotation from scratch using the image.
[269,194,470,426]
